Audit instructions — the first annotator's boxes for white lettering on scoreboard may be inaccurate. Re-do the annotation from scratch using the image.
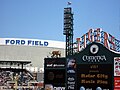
[82,55,106,62]
[53,87,65,90]
[45,84,65,90]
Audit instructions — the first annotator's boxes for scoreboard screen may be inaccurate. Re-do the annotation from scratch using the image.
[44,69,66,84]
[44,58,66,90]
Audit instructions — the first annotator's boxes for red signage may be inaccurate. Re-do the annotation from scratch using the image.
[114,77,120,90]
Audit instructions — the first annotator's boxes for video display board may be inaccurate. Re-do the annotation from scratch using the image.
[44,58,66,90]
[44,43,120,90]
[66,58,76,90]
[44,58,66,69]
[77,64,112,89]
[74,42,114,90]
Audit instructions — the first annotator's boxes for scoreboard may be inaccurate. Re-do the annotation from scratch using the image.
[44,58,66,90]
[44,42,120,90]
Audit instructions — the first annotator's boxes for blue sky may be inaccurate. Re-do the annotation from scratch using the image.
[0,0,120,42]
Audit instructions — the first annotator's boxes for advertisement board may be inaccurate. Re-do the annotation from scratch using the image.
[114,57,120,76]
[74,42,114,90]
[44,58,66,90]
[114,57,120,90]
[66,58,76,90]
[114,77,120,90]
[77,64,112,90]
[44,58,66,69]
[44,42,120,90]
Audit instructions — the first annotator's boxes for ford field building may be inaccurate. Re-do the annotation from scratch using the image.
[0,38,65,81]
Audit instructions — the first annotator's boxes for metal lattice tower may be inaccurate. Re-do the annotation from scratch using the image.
[63,7,74,57]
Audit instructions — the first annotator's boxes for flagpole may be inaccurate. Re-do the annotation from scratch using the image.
[67,1,72,7]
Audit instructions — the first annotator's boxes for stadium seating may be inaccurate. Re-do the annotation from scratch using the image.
[0,68,35,89]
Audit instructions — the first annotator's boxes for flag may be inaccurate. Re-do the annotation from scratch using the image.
[68,2,71,5]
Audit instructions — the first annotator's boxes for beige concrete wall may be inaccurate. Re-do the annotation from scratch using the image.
[0,45,65,68]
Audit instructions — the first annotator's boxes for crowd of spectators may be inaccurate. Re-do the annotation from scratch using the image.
[0,68,36,89]
[0,70,12,86]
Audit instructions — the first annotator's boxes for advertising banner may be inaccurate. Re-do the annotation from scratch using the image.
[74,42,114,90]
[67,58,76,90]
[77,64,112,90]
[114,57,120,76]
[44,58,66,90]
[114,77,120,90]
[44,58,66,69]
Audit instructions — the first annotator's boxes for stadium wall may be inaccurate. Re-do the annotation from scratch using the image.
[0,38,65,72]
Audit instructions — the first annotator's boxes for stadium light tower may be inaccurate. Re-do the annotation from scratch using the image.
[63,2,74,57]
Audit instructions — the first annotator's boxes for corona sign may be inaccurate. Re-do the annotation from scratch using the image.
[75,28,120,52]
[71,42,120,89]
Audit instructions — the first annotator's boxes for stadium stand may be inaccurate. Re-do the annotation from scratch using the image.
[0,60,43,90]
